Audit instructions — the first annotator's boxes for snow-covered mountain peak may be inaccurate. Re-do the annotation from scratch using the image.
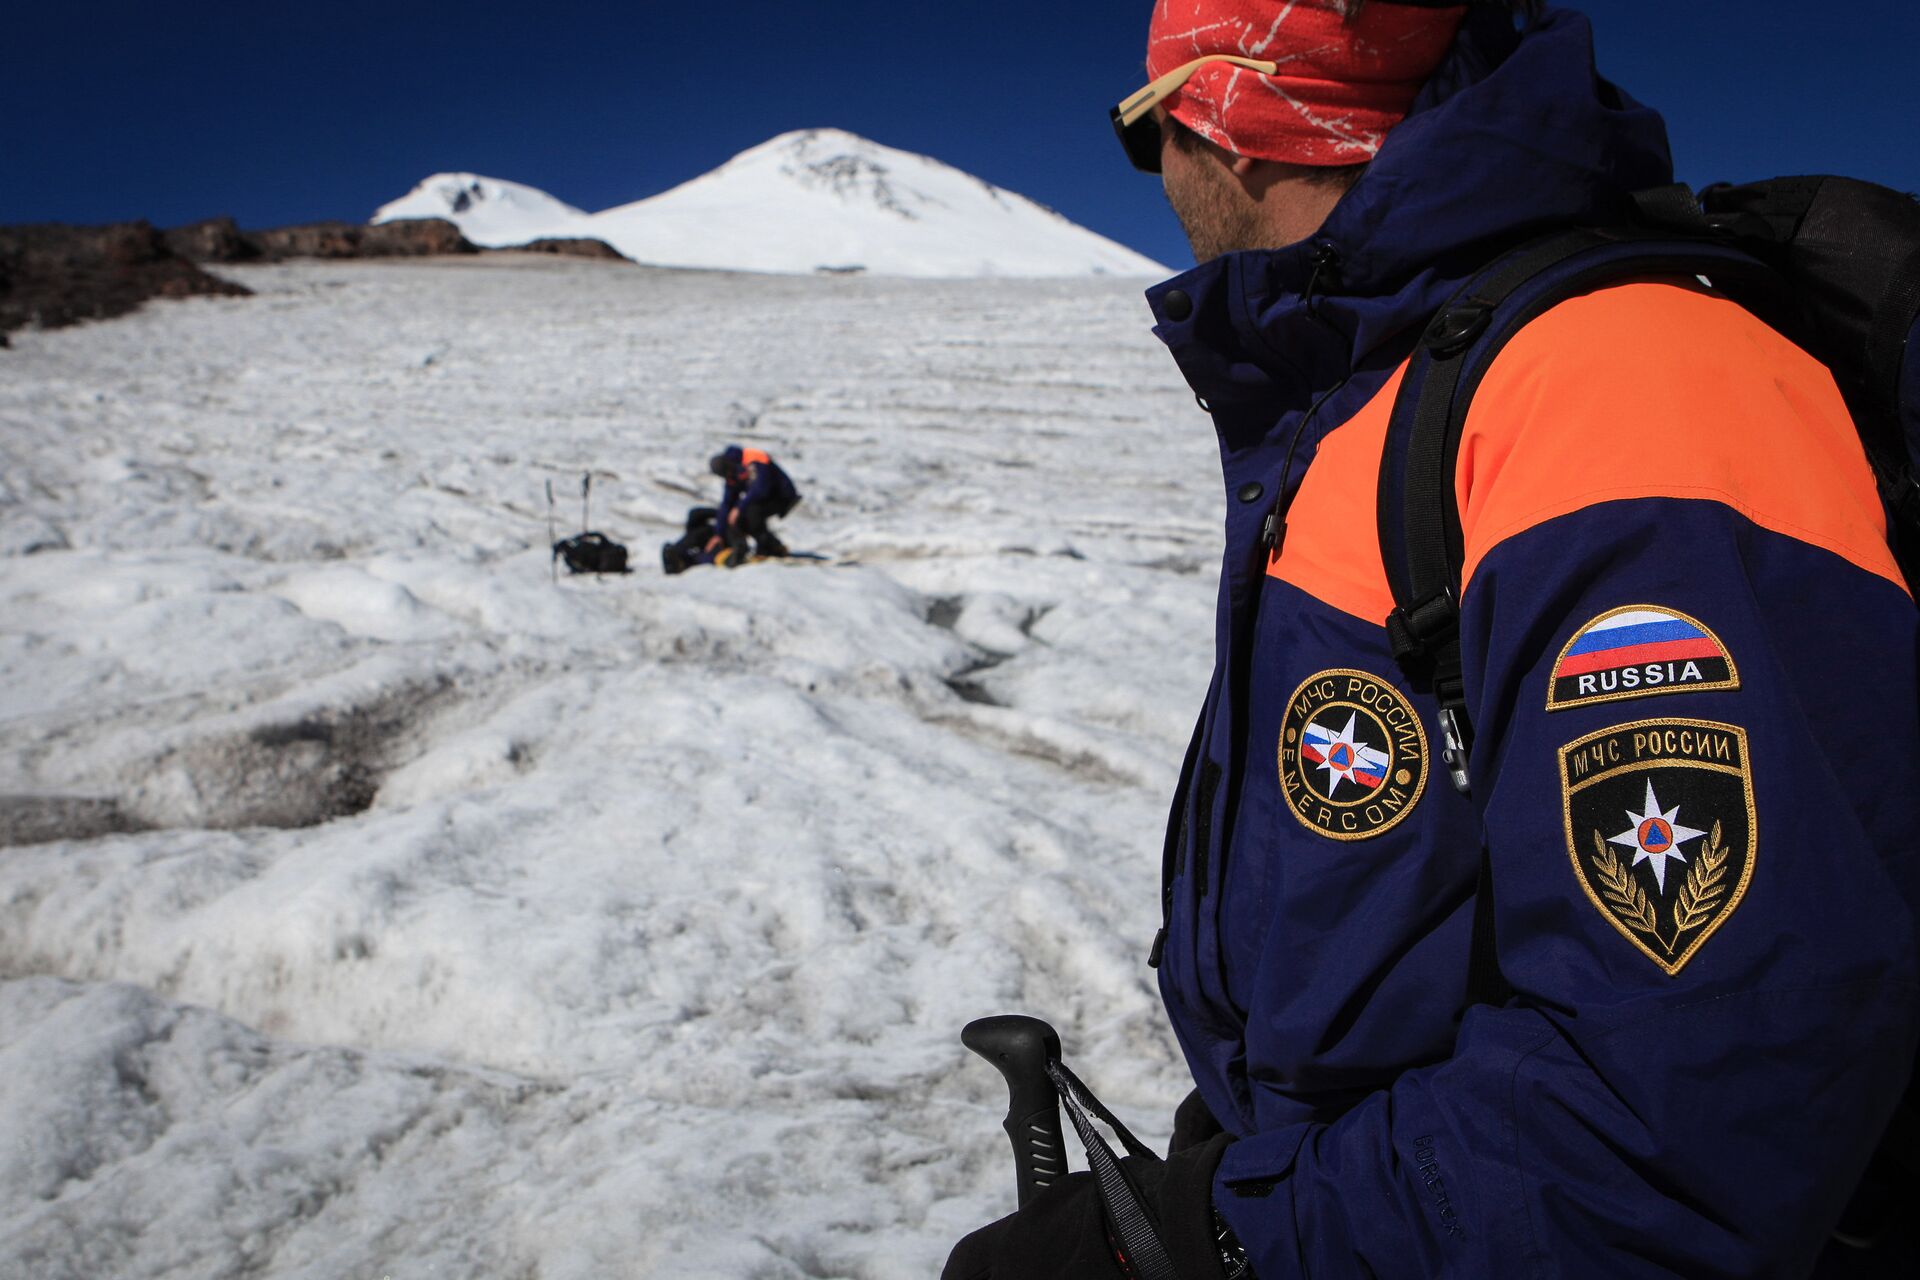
[373,131,1168,279]
[778,139,924,221]
[373,173,586,244]
[734,129,1032,221]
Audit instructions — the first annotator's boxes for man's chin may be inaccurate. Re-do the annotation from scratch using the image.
[1179,234,1243,267]
[1172,223,1225,266]
[1167,199,1259,266]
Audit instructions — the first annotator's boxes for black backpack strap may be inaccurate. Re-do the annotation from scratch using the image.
[1378,228,1792,797]
[1378,225,1794,1010]
[1380,228,1611,796]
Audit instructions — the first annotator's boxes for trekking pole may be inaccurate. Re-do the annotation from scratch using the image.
[962,1015,1067,1208]
[968,1016,1182,1280]
[546,479,558,585]
[581,471,592,532]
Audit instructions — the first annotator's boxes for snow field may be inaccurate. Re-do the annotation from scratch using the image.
[0,256,1218,1277]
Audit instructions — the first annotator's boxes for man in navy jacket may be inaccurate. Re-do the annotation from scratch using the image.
[708,445,800,562]
[946,3,1919,1277]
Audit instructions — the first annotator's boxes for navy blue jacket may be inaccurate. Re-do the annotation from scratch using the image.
[1148,8,1920,1276]
[715,445,798,525]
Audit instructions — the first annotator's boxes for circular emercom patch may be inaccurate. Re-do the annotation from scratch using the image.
[1279,669,1430,841]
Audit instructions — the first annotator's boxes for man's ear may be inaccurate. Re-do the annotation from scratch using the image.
[1227,152,1276,203]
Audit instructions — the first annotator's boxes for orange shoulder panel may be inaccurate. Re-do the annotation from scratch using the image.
[1456,281,1903,594]
[1266,365,1404,626]
[741,448,772,466]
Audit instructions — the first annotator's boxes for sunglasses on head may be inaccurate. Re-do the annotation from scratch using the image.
[1109,54,1279,173]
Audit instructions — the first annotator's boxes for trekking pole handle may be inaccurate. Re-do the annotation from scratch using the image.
[546,479,558,584]
[963,1014,1067,1208]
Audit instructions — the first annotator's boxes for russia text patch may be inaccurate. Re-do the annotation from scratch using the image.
[1559,718,1756,975]
[1547,605,1737,711]
[1279,669,1428,841]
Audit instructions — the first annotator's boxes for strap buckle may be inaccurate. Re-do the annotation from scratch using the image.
[1439,707,1473,797]
[1385,587,1460,664]
[1423,301,1492,356]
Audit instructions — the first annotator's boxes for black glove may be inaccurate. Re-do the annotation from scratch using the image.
[942,1133,1238,1280]
[1169,1089,1226,1154]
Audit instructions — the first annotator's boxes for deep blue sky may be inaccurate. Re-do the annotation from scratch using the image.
[6,2,1916,272]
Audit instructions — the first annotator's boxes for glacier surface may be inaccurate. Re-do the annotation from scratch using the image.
[0,254,1221,1278]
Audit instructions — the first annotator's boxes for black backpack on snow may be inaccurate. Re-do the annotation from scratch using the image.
[553,530,630,575]
[1373,175,1920,1261]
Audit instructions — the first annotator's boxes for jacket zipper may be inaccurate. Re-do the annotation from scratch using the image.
[1197,246,1351,965]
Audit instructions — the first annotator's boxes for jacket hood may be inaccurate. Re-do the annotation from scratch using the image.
[1147,6,1674,417]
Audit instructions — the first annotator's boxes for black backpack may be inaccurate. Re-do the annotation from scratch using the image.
[547,471,631,576]
[1373,175,1920,1260]
[553,530,630,575]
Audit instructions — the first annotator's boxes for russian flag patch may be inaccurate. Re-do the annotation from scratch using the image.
[1548,605,1738,711]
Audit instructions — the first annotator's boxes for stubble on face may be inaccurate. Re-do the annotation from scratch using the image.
[1160,126,1263,264]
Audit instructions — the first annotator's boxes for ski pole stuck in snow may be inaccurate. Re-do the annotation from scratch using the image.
[549,469,631,576]
[961,1014,1067,1209]
[545,478,557,585]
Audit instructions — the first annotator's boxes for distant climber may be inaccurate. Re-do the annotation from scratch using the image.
[708,445,800,563]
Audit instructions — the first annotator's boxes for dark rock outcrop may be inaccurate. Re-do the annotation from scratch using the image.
[248,218,479,260]
[162,216,262,264]
[2,213,631,340]
[503,237,628,261]
[158,216,480,264]
[365,219,476,256]
[162,217,627,263]
[0,221,252,337]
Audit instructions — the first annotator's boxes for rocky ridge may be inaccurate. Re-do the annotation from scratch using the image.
[0,222,250,343]
[0,217,627,340]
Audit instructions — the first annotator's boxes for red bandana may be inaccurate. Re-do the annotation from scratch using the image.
[1146,0,1467,166]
